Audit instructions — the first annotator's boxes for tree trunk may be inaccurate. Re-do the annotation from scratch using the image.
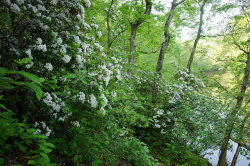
[128,0,152,78]
[217,52,250,166]
[128,0,152,65]
[129,23,139,64]
[186,0,206,74]
[152,0,185,104]
[231,144,242,166]
[230,109,249,166]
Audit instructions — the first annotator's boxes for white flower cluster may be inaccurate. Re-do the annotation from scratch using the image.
[62,55,71,63]
[94,42,103,52]
[152,108,171,131]
[176,69,205,89]
[43,92,65,112]
[35,38,47,52]
[45,63,53,71]
[10,3,20,14]
[119,127,129,137]
[97,31,102,38]
[25,48,34,69]
[74,36,81,45]
[111,91,117,98]
[103,68,113,86]
[89,94,98,108]
[85,0,91,8]
[91,23,98,29]
[34,121,52,137]
[71,121,80,128]
[77,92,85,103]
[100,94,108,107]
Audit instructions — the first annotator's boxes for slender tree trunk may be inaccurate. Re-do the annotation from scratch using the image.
[230,110,249,166]
[107,0,115,55]
[186,0,206,74]
[217,52,250,166]
[129,23,139,64]
[152,0,186,104]
[128,0,152,78]
[231,144,242,166]
[128,0,152,64]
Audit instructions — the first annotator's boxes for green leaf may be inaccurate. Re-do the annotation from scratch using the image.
[0,67,15,76]
[92,159,103,166]
[66,73,76,79]
[16,71,44,85]
[0,158,4,165]
[15,58,31,65]
[0,104,9,111]
[27,160,36,165]
[43,142,55,148]
[22,82,44,100]
[40,144,52,153]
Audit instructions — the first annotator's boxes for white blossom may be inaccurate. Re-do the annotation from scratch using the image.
[36,38,43,45]
[97,31,102,38]
[103,69,113,86]
[10,3,20,14]
[45,126,52,136]
[94,43,103,52]
[100,107,106,115]
[91,23,98,29]
[72,121,80,127]
[78,92,85,103]
[85,0,91,8]
[116,69,121,80]
[89,94,98,108]
[62,55,71,63]
[25,61,34,69]
[111,91,117,98]
[100,94,108,107]
[74,36,81,45]
[51,0,58,5]
[57,38,63,45]
[37,44,47,52]
[45,63,53,71]
[60,45,67,54]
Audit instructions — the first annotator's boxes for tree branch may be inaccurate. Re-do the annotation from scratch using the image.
[230,137,250,151]
[231,35,248,54]
[176,0,186,6]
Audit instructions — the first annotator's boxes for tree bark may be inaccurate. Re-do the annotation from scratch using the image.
[230,110,249,166]
[230,144,241,166]
[128,0,152,65]
[217,52,250,166]
[186,0,206,74]
[129,23,139,64]
[152,0,186,104]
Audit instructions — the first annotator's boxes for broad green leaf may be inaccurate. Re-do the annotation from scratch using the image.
[0,67,15,76]
[0,104,9,111]
[14,58,31,65]
[66,73,76,79]
[16,71,44,85]
[22,82,44,100]
[43,142,55,148]
[27,160,36,165]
